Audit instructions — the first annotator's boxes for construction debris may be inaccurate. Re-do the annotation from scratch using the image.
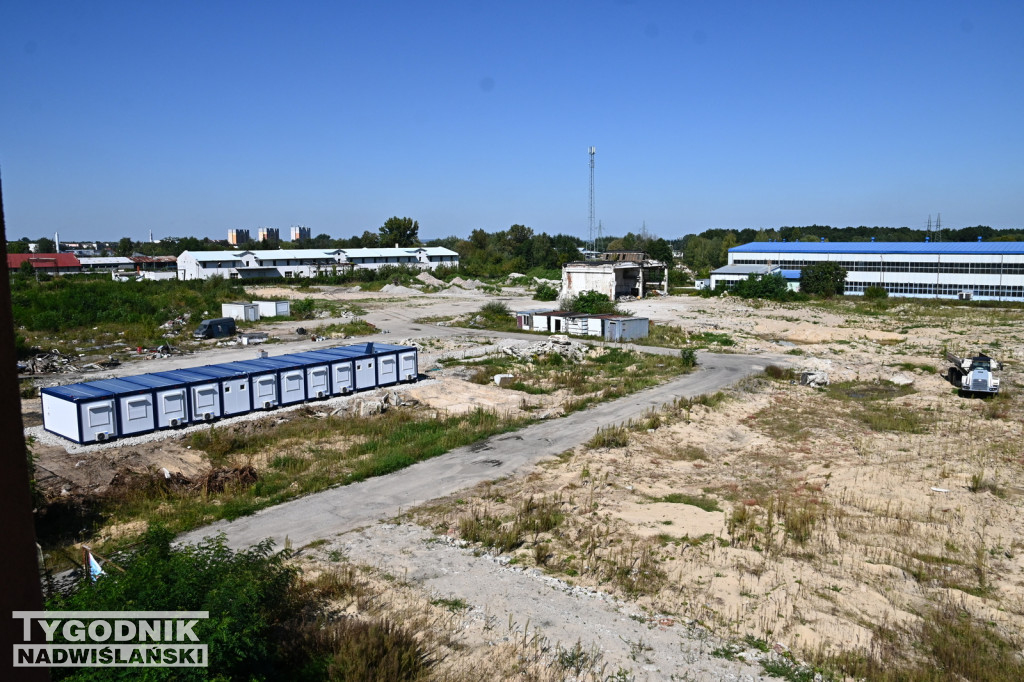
[503,335,588,363]
[416,271,446,288]
[21,350,81,375]
[800,371,829,388]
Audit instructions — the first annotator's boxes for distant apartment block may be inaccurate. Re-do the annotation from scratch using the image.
[228,228,251,245]
[290,226,311,241]
[257,227,280,243]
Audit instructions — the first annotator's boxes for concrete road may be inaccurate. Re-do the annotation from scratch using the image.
[179,350,777,549]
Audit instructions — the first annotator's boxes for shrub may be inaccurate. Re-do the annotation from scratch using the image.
[562,290,618,315]
[534,283,559,301]
[863,285,889,300]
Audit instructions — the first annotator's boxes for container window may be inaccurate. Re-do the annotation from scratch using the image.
[195,388,216,409]
[88,404,112,427]
[127,398,150,420]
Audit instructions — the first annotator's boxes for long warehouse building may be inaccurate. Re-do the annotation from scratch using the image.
[726,240,1024,301]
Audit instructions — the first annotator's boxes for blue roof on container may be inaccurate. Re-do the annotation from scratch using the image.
[365,343,416,353]
[78,378,153,395]
[243,357,302,371]
[42,384,116,401]
[317,346,374,359]
[730,241,1024,255]
[291,350,352,363]
[272,353,331,366]
[120,373,190,390]
[153,369,222,383]
[213,360,283,374]
[186,364,251,378]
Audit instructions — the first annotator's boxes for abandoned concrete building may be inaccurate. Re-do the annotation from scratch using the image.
[561,252,668,300]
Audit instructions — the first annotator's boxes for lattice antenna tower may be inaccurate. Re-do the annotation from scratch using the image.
[935,213,941,240]
[588,146,596,255]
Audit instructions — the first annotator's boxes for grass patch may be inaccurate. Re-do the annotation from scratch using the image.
[654,493,721,512]
[314,319,378,337]
[587,425,630,449]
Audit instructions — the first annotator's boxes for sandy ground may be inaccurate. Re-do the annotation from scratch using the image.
[25,284,1024,677]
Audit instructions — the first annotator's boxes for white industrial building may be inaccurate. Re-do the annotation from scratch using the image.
[727,241,1024,301]
[709,264,801,291]
[176,247,459,280]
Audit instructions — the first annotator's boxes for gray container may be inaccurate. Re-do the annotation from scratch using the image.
[120,374,190,428]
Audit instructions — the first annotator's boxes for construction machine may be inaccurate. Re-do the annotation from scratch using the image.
[946,352,1001,396]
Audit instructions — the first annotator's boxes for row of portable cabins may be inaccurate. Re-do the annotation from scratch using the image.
[515,310,649,342]
[40,343,418,444]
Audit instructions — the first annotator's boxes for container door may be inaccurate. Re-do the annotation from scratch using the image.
[192,385,220,420]
[223,378,249,415]
[308,367,329,398]
[159,389,187,427]
[378,355,397,385]
[120,395,154,435]
[354,358,375,390]
[81,400,116,442]
[282,370,305,403]
[400,353,417,381]
[254,375,278,408]
[334,363,353,393]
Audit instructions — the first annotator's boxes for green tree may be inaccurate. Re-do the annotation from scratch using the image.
[115,237,134,257]
[378,216,419,247]
[719,231,737,266]
[646,237,674,268]
[7,240,29,254]
[36,237,55,253]
[19,260,34,276]
[800,262,847,297]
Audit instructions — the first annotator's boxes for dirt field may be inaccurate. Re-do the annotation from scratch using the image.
[26,286,1024,678]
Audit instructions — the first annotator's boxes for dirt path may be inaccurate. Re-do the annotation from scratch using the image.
[332,523,770,681]
[179,351,783,550]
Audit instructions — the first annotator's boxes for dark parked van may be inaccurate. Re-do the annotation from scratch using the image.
[193,317,237,340]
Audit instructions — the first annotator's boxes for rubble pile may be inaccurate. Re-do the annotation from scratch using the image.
[450,277,485,290]
[503,335,588,362]
[416,271,446,288]
[20,350,81,375]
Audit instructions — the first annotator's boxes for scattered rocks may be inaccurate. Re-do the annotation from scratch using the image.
[503,335,588,362]
[889,373,915,386]
[800,371,829,387]
[493,373,515,387]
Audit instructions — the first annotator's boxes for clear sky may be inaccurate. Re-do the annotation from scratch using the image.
[2,1,1022,243]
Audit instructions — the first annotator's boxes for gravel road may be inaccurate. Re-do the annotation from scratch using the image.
[179,350,776,549]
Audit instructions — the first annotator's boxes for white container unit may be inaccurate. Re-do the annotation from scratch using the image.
[187,365,253,416]
[221,302,260,322]
[41,384,118,444]
[247,358,307,405]
[154,369,223,423]
[275,353,332,400]
[121,374,190,428]
[217,361,280,410]
[370,343,419,383]
[294,351,355,396]
[80,378,158,437]
[320,347,377,391]
[253,300,290,318]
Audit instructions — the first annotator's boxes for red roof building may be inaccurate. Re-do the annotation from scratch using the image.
[7,253,82,274]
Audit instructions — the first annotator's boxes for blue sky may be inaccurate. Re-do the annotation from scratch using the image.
[2,1,1022,243]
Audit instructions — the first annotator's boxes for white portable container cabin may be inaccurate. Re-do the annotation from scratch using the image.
[565,314,593,336]
[153,369,223,423]
[186,365,254,416]
[516,309,552,330]
[274,353,332,400]
[253,300,290,318]
[41,384,118,444]
[246,357,308,405]
[365,343,419,383]
[531,311,573,333]
[121,373,190,428]
[318,346,378,391]
[215,360,282,410]
[294,350,356,395]
[603,316,649,342]
[221,302,260,322]
[78,378,160,438]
